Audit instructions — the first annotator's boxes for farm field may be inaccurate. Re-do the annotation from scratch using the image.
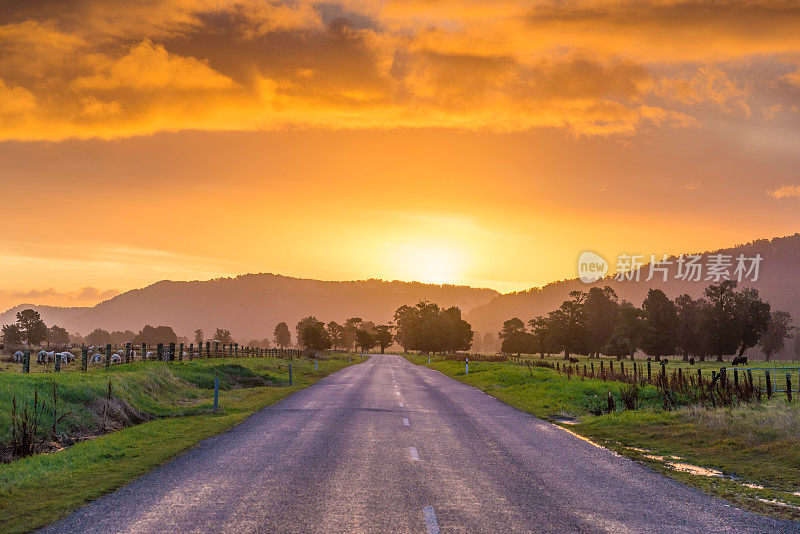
[414,355,800,520]
[0,354,358,533]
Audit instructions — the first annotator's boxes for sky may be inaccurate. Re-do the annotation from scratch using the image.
[1,0,800,310]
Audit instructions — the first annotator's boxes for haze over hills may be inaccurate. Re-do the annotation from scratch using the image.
[466,233,800,335]
[0,304,89,330]
[45,274,499,340]
[2,234,799,348]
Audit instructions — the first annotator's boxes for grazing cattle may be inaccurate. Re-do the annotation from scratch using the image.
[568,357,579,363]
[37,350,49,364]
[92,354,103,363]
[13,351,24,362]
[689,358,696,365]
[111,353,122,364]
[146,351,156,360]
[732,356,748,365]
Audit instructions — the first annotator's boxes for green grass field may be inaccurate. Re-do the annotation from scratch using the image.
[0,354,357,533]
[412,355,800,521]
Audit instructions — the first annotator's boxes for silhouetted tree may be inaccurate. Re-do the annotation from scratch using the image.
[16,309,48,346]
[326,321,345,350]
[702,281,741,362]
[374,324,393,354]
[274,322,291,348]
[760,310,793,361]
[213,329,233,345]
[47,325,70,345]
[2,324,23,346]
[584,286,619,358]
[86,328,112,346]
[296,316,332,351]
[194,329,204,346]
[603,302,648,360]
[641,289,678,361]
[733,287,771,360]
[394,301,473,354]
[675,294,705,361]
[355,321,377,353]
[133,325,178,345]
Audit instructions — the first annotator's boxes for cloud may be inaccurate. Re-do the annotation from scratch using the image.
[768,184,800,199]
[685,182,701,191]
[657,67,750,117]
[73,39,236,90]
[5,286,120,303]
[0,0,797,140]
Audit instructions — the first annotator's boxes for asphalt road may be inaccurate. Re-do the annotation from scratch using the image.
[43,354,800,533]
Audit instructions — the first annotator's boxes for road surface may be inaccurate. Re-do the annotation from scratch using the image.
[43,354,800,533]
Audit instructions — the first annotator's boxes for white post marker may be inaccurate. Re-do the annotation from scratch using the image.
[422,506,440,534]
[399,402,404,407]
[466,357,469,374]
[402,417,409,426]
[409,446,420,461]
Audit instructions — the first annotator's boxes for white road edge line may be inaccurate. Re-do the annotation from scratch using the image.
[422,506,440,534]
[402,417,410,426]
[409,446,420,461]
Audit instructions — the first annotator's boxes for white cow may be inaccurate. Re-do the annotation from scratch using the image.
[13,351,24,362]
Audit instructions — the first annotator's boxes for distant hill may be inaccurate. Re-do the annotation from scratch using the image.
[467,233,800,338]
[57,274,499,340]
[0,304,89,329]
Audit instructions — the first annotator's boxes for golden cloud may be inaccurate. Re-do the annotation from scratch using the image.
[0,0,797,140]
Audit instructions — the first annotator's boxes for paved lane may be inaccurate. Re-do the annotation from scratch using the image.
[44,355,800,533]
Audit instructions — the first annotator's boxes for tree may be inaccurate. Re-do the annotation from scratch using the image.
[110,330,135,345]
[16,309,48,346]
[702,281,741,362]
[733,287,771,360]
[603,302,648,360]
[394,301,473,354]
[641,289,678,360]
[47,325,70,345]
[355,321,377,353]
[2,324,23,345]
[675,294,705,361]
[548,291,588,358]
[274,322,291,348]
[326,321,345,349]
[528,316,553,356]
[343,318,363,351]
[194,329,204,346]
[86,328,112,346]
[498,318,525,341]
[501,331,535,356]
[482,332,496,354]
[213,329,233,345]
[374,325,393,354]
[760,311,793,361]
[296,316,332,351]
[584,286,619,357]
[132,325,178,345]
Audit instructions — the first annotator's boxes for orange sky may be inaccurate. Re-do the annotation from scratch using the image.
[1,1,800,310]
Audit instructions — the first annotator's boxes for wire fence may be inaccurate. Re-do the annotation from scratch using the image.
[9,342,317,374]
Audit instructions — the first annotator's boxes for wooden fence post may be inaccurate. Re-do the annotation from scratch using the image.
[55,350,61,372]
[179,343,184,361]
[169,342,176,361]
[766,371,772,398]
[157,343,164,362]
[647,361,651,381]
[786,374,792,403]
[733,368,738,387]
[747,369,753,387]
[661,361,666,378]
[81,346,88,372]
[610,360,614,374]
[205,341,210,358]
[23,350,30,373]
[105,343,112,369]
[125,342,131,364]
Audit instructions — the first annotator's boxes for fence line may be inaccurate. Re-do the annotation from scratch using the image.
[10,342,319,374]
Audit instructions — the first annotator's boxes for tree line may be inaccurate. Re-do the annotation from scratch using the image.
[499,281,794,362]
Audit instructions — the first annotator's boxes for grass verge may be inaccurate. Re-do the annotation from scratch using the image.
[0,355,356,532]
[414,356,800,521]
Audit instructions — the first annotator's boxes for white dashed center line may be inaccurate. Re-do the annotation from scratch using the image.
[409,447,420,461]
[402,418,410,426]
[422,506,440,534]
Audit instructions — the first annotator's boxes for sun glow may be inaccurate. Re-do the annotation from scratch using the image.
[391,243,465,285]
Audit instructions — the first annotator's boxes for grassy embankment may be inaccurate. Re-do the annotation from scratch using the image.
[0,355,357,532]
[412,355,800,521]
